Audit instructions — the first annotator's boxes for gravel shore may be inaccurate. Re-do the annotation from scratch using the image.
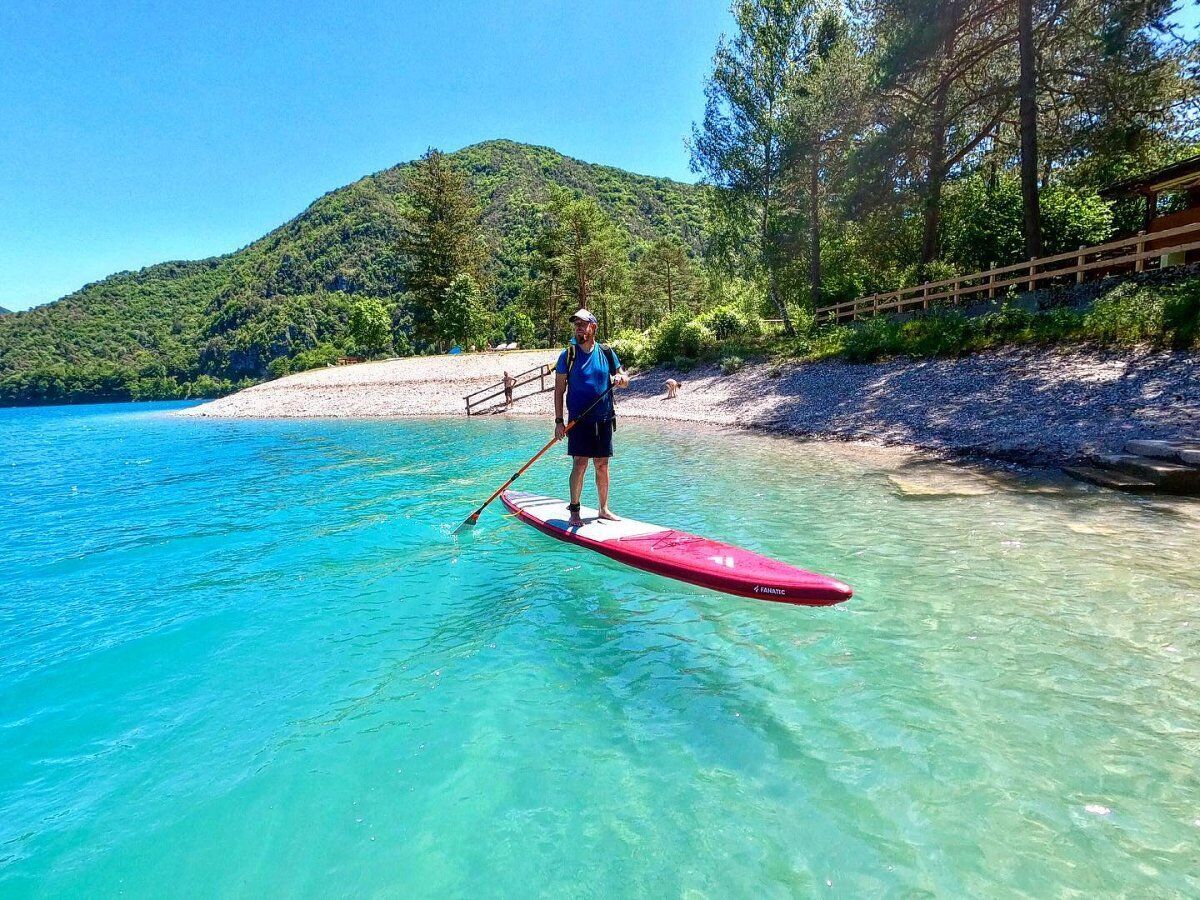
[180,346,1199,466]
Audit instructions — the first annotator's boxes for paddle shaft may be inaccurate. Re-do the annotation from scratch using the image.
[458,383,614,529]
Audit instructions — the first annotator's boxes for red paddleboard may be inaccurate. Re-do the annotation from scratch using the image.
[501,490,852,606]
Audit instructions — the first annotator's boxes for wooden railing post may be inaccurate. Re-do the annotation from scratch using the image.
[1135,230,1146,273]
[952,278,960,306]
[1076,245,1086,284]
[988,263,996,300]
[872,294,879,316]
[922,284,930,310]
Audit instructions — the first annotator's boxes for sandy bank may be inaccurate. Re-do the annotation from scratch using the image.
[179,346,1199,466]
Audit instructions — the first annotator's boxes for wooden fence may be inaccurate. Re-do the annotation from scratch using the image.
[815,220,1200,325]
[464,362,554,416]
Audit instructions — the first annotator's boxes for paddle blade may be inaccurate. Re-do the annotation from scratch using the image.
[453,512,480,535]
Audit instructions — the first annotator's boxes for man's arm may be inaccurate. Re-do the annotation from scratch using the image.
[612,367,629,389]
[554,373,568,438]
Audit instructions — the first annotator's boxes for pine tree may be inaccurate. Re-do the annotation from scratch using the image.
[633,236,699,320]
[692,0,814,333]
[784,7,868,307]
[540,188,630,338]
[399,149,490,346]
[864,0,1019,265]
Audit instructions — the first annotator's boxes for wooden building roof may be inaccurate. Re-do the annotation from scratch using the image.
[1102,154,1200,198]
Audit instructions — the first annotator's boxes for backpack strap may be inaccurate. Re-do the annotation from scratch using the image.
[599,343,617,376]
[600,343,618,425]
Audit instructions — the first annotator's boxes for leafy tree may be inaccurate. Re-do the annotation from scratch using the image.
[500,305,537,346]
[435,274,494,349]
[632,236,700,321]
[941,172,1112,273]
[1034,0,1199,183]
[524,205,571,345]
[349,297,393,357]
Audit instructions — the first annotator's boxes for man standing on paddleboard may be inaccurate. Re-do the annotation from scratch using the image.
[554,309,629,528]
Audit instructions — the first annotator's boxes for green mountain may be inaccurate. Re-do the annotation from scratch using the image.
[0,307,10,315]
[0,140,706,405]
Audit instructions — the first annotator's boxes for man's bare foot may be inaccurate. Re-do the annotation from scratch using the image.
[567,504,584,528]
[598,508,622,521]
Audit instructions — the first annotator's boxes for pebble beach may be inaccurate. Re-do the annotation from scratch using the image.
[179,346,1200,466]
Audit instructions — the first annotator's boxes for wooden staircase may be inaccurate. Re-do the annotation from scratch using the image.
[1064,440,1200,495]
[463,362,554,416]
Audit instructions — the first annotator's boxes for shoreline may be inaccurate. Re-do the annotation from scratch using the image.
[178,345,1200,469]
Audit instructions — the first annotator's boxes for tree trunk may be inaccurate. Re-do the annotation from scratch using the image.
[761,136,793,334]
[665,263,674,316]
[1018,0,1042,259]
[922,93,948,266]
[809,145,821,308]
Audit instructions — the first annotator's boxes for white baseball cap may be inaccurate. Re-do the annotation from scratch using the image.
[569,309,598,325]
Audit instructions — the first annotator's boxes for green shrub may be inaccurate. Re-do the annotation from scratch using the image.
[1083,282,1165,343]
[720,355,744,374]
[900,312,971,356]
[780,324,850,360]
[1041,185,1114,254]
[670,355,697,372]
[266,357,291,379]
[842,316,905,361]
[788,306,817,335]
[609,328,650,369]
[1081,279,1200,349]
[697,305,747,340]
[649,312,691,362]
[679,321,717,358]
[291,343,343,372]
[1162,279,1200,348]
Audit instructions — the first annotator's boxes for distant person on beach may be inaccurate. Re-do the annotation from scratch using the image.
[554,309,628,528]
[665,378,680,400]
[503,371,515,409]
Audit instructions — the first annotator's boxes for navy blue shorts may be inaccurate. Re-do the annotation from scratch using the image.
[567,419,614,458]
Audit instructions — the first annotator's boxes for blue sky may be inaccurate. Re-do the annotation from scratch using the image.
[1,1,1196,312]
[0,0,733,311]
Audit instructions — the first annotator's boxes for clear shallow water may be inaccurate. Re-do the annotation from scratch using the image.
[1,402,1198,897]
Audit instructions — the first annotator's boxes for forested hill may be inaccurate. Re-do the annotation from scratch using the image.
[0,307,10,315]
[0,140,706,405]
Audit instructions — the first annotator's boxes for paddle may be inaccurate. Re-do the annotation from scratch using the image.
[454,382,615,534]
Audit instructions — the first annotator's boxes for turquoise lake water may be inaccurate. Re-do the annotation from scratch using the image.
[2,402,1198,897]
